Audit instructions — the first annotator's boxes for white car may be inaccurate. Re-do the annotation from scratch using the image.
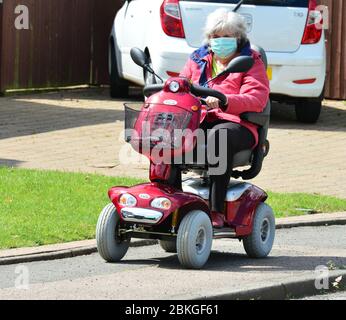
[109,0,326,123]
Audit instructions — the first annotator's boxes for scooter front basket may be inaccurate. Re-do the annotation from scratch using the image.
[124,103,193,149]
[124,103,143,140]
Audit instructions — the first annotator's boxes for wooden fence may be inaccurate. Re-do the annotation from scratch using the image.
[0,0,122,92]
[320,0,346,100]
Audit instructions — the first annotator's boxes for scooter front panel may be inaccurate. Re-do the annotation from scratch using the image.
[108,182,209,226]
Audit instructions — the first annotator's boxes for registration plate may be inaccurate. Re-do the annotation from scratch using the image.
[267,66,273,81]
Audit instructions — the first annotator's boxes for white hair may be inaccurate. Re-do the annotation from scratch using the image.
[203,8,248,44]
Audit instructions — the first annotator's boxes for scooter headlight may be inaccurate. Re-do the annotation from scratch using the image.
[151,197,172,210]
[119,194,137,207]
[169,81,180,93]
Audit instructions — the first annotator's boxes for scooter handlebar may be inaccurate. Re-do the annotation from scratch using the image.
[143,83,228,109]
[143,84,164,97]
[191,85,228,109]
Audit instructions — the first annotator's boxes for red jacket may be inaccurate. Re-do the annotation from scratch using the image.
[180,44,270,147]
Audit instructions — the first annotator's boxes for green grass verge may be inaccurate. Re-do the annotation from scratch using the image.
[1,167,346,250]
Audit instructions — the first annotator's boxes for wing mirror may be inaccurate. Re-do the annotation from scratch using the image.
[130,47,148,68]
[221,56,255,76]
[130,47,164,83]
[205,56,254,85]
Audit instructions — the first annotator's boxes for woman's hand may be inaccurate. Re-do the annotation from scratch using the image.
[205,96,220,110]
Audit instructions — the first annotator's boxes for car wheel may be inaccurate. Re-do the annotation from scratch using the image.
[96,203,130,262]
[295,98,322,124]
[159,240,177,253]
[242,203,275,259]
[177,210,213,269]
[109,41,129,99]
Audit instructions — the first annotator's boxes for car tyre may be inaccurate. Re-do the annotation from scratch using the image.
[109,40,129,99]
[295,98,322,124]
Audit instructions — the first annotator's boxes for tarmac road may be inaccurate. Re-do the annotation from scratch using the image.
[0,225,345,300]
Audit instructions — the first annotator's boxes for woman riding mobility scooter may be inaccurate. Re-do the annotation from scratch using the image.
[96,47,275,269]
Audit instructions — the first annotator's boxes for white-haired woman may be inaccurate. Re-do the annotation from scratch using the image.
[179,9,270,228]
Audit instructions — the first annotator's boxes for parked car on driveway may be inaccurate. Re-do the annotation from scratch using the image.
[109,0,326,123]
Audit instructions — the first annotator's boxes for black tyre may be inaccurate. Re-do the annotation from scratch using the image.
[109,40,129,99]
[295,98,322,124]
[159,240,177,253]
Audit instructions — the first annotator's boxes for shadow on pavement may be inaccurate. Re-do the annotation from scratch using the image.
[270,101,346,132]
[0,88,143,140]
[0,159,25,167]
[119,251,346,273]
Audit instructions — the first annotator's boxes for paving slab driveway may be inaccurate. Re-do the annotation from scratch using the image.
[0,88,345,198]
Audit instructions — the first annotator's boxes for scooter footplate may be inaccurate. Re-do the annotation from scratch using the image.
[213,228,237,239]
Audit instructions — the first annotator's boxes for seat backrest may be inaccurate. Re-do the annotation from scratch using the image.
[249,44,270,135]
[241,44,269,126]
[251,44,268,69]
[231,45,271,180]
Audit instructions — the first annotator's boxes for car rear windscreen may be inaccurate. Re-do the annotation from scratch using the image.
[182,0,309,8]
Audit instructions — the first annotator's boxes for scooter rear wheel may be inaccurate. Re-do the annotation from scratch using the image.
[177,210,213,269]
[243,203,275,258]
[96,203,130,262]
[159,240,177,253]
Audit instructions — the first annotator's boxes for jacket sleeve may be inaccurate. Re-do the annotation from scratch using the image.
[223,58,270,116]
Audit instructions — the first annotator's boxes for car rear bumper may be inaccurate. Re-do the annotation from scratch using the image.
[267,39,326,98]
[269,64,325,98]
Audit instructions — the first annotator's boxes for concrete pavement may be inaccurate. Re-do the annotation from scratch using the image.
[0,225,345,300]
[0,88,345,198]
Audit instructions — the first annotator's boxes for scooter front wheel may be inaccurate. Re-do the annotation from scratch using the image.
[177,210,213,269]
[96,203,130,262]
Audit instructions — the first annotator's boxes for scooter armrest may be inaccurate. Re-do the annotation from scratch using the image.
[240,112,268,126]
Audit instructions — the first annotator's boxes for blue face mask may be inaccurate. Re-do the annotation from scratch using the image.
[210,37,238,59]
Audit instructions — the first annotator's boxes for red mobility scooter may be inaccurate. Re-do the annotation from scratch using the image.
[96,47,275,269]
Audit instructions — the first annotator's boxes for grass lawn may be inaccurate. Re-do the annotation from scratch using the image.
[1,167,346,250]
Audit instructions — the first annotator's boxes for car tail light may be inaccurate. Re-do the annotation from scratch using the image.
[160,0,185,38]
[301,0,323,44]
[293,78,317,84]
